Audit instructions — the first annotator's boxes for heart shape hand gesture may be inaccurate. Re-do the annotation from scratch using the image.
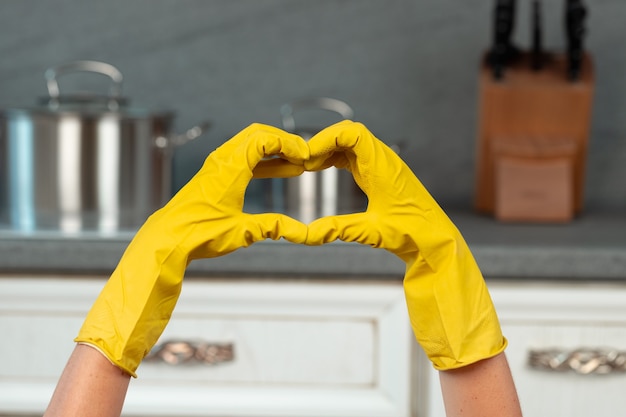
[76,121,506,377]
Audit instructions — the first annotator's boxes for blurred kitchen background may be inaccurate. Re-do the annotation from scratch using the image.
[1,0,624,210]
[2,2,626,417]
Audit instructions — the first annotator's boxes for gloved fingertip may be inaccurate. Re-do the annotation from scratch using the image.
[305,217,342,246]
[252,213,308,244]
[253,158,305,179]
[308,120,364,157]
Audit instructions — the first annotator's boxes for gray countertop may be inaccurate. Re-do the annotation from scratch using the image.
[1,209,625,281]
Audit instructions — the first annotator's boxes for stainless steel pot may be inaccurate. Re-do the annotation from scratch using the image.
[272,97,366,223]
[0,61,208,234]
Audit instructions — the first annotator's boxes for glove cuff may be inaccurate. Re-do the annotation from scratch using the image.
[403,242,507,371]
[75,229,188,376]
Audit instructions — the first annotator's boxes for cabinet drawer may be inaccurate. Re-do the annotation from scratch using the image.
[0,277,420,417]
[140,313,374,386]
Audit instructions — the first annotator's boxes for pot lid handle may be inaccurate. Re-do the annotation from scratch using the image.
[45,60,124,101]
[280,97,354,134]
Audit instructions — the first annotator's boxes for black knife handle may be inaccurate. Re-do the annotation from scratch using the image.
[488,0,518,80]
[565,0,588,81]
[531,0,544,71]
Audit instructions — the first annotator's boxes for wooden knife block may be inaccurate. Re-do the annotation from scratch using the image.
[474,52,594,222]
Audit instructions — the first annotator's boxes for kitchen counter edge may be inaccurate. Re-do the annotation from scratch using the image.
[1,233,625,281]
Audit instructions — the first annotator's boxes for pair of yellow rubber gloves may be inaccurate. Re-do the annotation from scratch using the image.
[75,121,506,377]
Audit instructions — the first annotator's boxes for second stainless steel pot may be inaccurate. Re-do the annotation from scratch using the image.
[0,61,208,233]
[273,97,367,223]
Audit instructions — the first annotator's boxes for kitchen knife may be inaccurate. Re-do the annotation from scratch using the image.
[488,0,519,80]
[531,0,544,71]
[565,0,588,81]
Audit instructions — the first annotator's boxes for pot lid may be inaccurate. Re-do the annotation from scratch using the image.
[2,101,175,120]
[2,60,174,119]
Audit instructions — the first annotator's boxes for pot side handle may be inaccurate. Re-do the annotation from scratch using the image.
[155,121,212,149]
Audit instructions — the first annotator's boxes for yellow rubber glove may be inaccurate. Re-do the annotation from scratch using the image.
[75,123,309,377]
[305,121,507,370]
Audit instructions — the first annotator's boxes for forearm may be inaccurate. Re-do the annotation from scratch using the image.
[44,344,130,417]
[439,352,522,417]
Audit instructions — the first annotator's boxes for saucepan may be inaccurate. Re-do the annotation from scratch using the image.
[0,60,209,233]
[259,97,367,223]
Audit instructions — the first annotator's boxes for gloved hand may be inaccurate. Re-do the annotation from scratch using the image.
[75,124,310,377]
[304,120,507,370]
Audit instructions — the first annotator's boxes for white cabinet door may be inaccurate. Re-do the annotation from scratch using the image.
[0,277,422,417]
[0,276,99,416]
[426,282,626,417]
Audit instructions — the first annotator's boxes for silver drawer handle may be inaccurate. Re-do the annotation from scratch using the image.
[145,340,235,366]
[528,348,626,375]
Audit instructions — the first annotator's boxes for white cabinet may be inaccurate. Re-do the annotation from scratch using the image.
[4,276,625,417]
[426,281,626,417]
[0,277,424,417]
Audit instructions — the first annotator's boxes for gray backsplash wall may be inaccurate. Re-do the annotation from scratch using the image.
[1,0,624,211]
